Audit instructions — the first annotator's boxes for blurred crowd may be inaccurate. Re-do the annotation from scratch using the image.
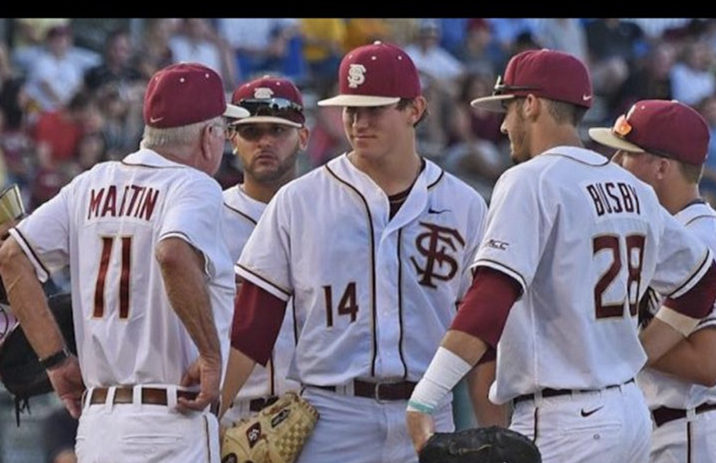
[2,17,716,213]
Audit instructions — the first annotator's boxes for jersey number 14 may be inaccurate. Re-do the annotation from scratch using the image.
[323,283,359,327]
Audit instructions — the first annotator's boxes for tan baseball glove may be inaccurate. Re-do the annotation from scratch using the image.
[221,391,319,463]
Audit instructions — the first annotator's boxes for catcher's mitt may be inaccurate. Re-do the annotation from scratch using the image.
[419,426,541,463]
[0,293,76,425]
[221,391,319,463]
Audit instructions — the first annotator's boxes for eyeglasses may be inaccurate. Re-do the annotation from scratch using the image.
[238,97,303,116]
[492,75,540,96]
[207,122,230,138]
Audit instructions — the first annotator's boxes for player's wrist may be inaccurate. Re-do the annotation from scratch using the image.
[39,346,71,370]
[408,347,473,415]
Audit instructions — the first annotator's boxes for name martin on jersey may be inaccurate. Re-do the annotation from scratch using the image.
[585,181,641,217]
[87,185,160,221]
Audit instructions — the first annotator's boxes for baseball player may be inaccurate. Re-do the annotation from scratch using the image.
[590,99,716,462]
[405,49,716,463]
[220,41,488,463]
[0,63,248,462]
[220,75,307,425]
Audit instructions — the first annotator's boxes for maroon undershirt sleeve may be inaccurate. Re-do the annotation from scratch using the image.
[230,280,288,366]
[450,267,522,348]
[477,346,496,365]
[664,261,716,319]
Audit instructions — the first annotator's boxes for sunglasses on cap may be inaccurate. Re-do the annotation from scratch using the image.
[227,124,295,141]
[492,75,540,96]
[611,114,676,160]
[238,97,303,116]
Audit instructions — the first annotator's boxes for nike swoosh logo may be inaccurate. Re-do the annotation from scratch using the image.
[582,94,593,102]
[428,208,450,214]
[150,116,165,123]
[580,405,603,417]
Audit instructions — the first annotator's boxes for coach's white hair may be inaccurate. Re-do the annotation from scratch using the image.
[140,116,222,152]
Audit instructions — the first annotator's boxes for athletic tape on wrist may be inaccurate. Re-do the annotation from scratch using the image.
[407,347,473,414]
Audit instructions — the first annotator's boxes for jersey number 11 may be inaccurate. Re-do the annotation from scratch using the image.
[93,235,132,319]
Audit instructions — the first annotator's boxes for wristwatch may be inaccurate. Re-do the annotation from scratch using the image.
[39,347,71,370]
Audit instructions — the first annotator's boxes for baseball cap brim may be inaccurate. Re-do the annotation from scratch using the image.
[231,116,302,128]
[318,95,401,107]
[470,94,515,113]
[224,103,250,119]
[588,128,645,153]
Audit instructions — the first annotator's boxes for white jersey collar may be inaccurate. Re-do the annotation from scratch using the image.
[224,184,266,224]
[675,199,715,225]
[122,149,190,169]
[328,153,444,191]
[541,146,610,166]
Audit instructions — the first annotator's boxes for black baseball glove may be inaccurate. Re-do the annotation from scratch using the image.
[419,426,541,463]
[0,292,76,425]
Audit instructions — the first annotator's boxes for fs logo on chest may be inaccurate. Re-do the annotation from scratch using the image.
[411,222,465,288]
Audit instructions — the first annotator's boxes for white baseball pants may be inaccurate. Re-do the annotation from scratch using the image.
[650,408,716,462]
[510,380,651,463]
[297,386,454,463]
[74,386,220,463]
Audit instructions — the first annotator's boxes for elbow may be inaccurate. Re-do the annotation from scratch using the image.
[155,238,186,272]
[0,238,20,277]
[155,237,202,274]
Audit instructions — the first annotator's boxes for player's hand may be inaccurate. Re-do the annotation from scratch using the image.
[177,354,221,413]
[406,410,435,453]
[46,354,85,419]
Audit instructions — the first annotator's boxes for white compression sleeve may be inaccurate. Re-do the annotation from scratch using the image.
[407,346,473,414]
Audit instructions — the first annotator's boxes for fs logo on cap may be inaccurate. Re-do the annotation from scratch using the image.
[347,64,367,88]
[253,87,274,99]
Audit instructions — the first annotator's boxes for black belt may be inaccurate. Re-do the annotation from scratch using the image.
[513,379,635,405]
[249,396,279,412]
[310,379,417,401]
[652,403,716,428]
[88,387,198,406]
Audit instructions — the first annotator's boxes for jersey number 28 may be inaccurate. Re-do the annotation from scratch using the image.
[592,234,645,319]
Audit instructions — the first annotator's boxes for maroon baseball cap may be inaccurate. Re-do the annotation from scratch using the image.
[589,99,710,165]
[471,49,593,113]
[143,62,248,128]
[231,75,305,128]
[318,41,421,107]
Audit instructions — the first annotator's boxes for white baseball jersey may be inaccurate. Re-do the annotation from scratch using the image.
[473,147,713,405]
[638,200,716,409]
[222,185,299,399]
[236,154,487,386]
[9,149,235,388]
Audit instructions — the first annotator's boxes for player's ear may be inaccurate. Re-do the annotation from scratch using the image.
[199,122,215,161]
[408,96,428,126]
[297,126,310,151]
[655,157,671,180]
[523,94,540,120]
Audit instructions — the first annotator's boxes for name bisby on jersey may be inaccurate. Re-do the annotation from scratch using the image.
[87,185,160,221]
[585,181,641,216]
